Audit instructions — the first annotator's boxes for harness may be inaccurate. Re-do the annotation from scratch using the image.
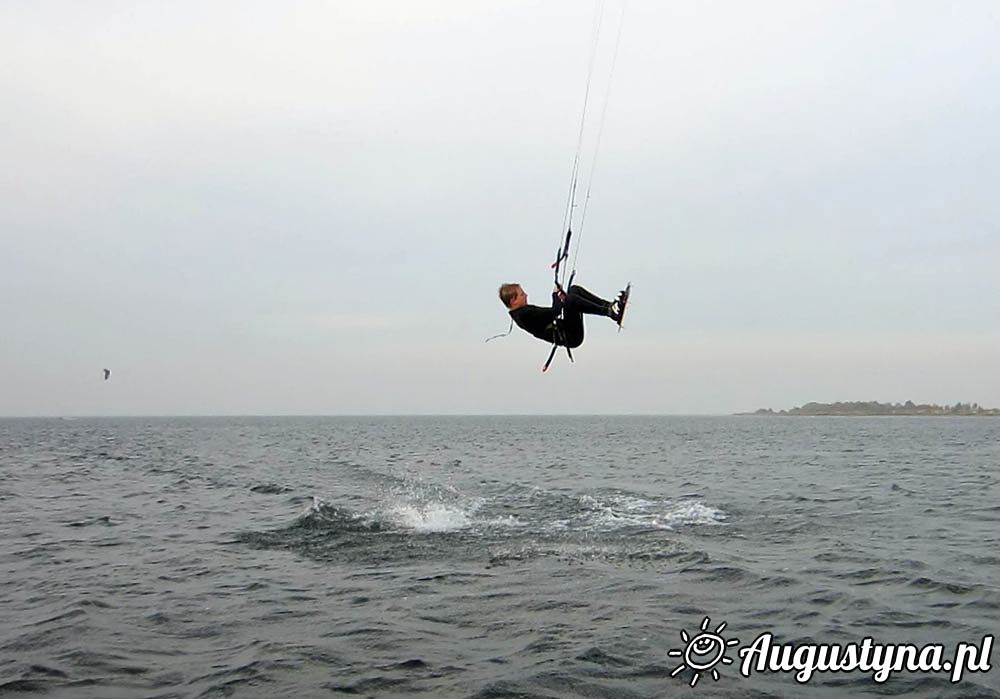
[542,227,577,373]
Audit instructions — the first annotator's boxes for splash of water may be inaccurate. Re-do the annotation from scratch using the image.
[387,502,473,532]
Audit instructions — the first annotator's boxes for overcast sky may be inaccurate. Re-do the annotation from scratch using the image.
[2,0,998,416]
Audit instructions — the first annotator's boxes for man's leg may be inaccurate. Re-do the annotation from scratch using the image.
[566,285,614,317]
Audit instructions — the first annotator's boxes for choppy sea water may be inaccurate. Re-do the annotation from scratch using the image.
[1,416,997,698]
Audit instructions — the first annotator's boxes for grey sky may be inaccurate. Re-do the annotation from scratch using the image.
[2,1,998,415]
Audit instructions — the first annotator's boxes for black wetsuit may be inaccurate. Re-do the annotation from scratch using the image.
[508,285,614,349]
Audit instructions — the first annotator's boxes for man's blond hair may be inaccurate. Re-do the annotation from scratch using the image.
[498,283,520,308]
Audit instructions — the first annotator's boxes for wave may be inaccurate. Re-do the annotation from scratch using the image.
[234,484,729,570]
[238,494,481,545]
[256,487,728,540]
[576,493,727,531]
[293,497,384,533]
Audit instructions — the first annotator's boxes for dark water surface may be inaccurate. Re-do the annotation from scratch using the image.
[1,416,997,697]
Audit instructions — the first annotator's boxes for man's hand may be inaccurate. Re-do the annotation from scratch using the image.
[553,286,566,302]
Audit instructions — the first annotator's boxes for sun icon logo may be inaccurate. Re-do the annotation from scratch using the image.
[668,616,739,687]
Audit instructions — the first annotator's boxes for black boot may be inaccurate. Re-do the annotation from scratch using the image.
[610,285,630,325]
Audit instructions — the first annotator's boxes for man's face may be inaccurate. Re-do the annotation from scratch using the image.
[509,285,528,309]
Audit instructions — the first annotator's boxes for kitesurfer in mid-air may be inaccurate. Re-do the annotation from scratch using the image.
[498,282,629,349]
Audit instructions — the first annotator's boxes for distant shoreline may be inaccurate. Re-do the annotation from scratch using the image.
[738,401,1000,416]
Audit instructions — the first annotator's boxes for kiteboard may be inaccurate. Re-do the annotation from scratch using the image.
[616,283,631,331]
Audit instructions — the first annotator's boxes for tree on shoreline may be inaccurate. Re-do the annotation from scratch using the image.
[743,400,1000,416]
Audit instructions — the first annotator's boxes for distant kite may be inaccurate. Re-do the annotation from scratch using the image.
[103,368,111,381]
